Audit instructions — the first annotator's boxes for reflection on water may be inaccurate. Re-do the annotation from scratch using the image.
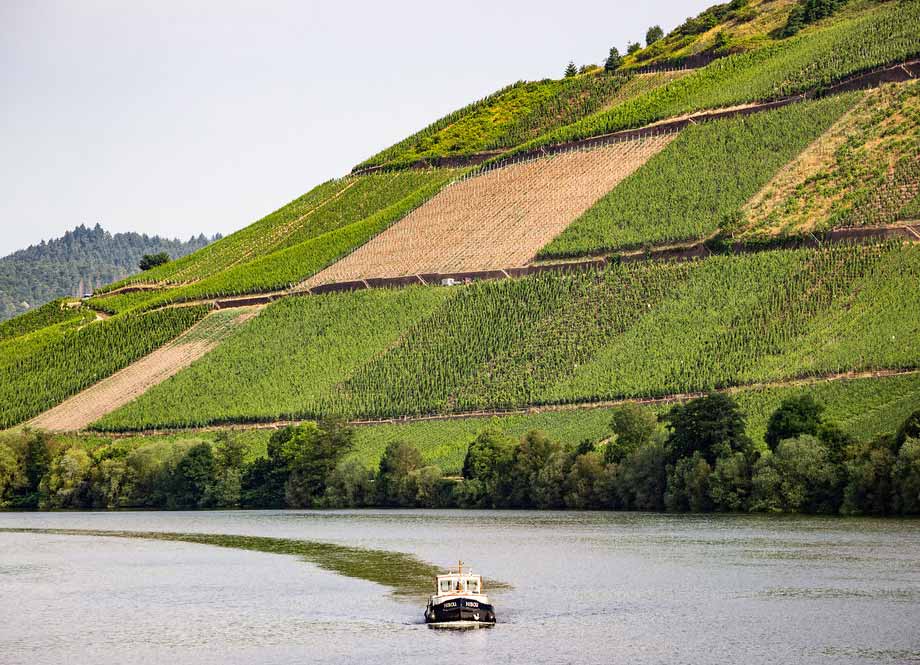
[1,510,919,665]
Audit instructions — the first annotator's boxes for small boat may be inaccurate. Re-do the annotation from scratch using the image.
[424,561,496,627]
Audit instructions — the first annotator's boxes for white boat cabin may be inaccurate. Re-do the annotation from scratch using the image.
[434,565,484,597]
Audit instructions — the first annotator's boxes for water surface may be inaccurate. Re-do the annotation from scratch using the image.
[1,510,918,664]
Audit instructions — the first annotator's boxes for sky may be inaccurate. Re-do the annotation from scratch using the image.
[0,0,712,257]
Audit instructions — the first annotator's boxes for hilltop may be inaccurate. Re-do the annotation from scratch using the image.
[0,224,216,321]
[1,0,919,514]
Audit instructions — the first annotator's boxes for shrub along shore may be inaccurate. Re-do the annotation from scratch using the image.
[3,393,918,516]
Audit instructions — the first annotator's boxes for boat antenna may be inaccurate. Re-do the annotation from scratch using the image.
[458,560,463,575]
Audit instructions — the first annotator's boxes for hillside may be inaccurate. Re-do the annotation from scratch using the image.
[2,0,920,514]
[0,224,215,321]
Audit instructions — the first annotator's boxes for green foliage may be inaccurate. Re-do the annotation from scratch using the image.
[606,403,657,463]
[751,435,842,512]
[664,393,753,464]
[95,287,450,430]
[356,74,631,169]
[0,299,93,342]
[376,440,424,507]
[605,47,623,72]
[892,437,920,513]
[539,94,857,257]
[781,0,850,37]
[0,223,212,321]
[459,429,515,508]
[646,25,664,46]
[565,61,578,77]
[170,442,217,509]
[665,452,713,512]
[0,306,207,428]
[519,3,920,152]
[131,172,457,306]
[765,394,825,449]
[139,252,170,271]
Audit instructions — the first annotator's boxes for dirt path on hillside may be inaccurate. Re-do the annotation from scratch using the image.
[27,308,262,432]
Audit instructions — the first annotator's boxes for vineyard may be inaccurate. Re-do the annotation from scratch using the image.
[741,79,920,236]
[0,307,207,429]
[93,288,453,431]
[97,171,455,293]
[0,299,94,342]
[91,243,920,431]
[304,136,674,287]
[27,308,262,431]
[514,1,920,155]
[539,93,857,258]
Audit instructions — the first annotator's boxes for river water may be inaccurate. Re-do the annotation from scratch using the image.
[1,510,918,665]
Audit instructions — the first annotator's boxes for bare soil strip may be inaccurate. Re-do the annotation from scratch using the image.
[27,308,262,432]
[91,367,920,437]
[301,136,675,287]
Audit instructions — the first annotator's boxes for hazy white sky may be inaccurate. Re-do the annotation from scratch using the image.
[0,0,712,256]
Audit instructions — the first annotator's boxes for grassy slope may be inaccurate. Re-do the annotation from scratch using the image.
[740,79,920,236]
[355,74,635,170]
[538,93,857,257]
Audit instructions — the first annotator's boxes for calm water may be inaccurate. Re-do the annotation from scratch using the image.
[1,510,919,665]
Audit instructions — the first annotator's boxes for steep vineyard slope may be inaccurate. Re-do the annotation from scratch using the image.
[539,93,856,257]
[96,243,920,430]
[27,308,262,432]
[740,79,920,236]
[302,136,674,286]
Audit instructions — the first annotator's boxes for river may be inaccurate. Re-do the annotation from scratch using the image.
[1,510,918,664]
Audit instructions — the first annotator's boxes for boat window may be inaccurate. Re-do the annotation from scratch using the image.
[439,580,451,593]
[468,579,479,593]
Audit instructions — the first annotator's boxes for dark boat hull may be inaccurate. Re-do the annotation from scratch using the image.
[425,597,496,625]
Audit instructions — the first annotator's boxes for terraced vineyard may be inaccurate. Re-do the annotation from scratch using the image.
[304,136,674,286]
[0,299,94,342]
[741,79,920,236]
[539,93,857,257]
[516,1,920,154]
[94,243,920,430]
[28,307,262,432]
[98,171,456,293]
[0,306,207,429]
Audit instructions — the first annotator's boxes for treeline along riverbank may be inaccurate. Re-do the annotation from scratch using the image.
[2,393,919,515]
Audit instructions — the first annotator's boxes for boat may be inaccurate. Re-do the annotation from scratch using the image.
[424,561,496,627]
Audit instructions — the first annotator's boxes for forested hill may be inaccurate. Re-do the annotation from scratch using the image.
[0,224,217,321]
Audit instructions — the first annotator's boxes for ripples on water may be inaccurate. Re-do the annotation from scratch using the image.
[1,511,918,665]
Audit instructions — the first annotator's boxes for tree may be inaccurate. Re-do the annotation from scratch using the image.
[138,252,171,271]
[564,452,606,509]
[322,459,374,508]
[282,419,355,508]
[606,403,657,464]
[40,446,92,509]
[752,436,841,513]
[664,393,751,465]
[204,432,247,507]
[665,452,712,512]
[646,25,664,46]
[765,394,824,450]
[896,408,920,447]
[460,429,515,507]
[604,47,622,73]
[613,436,669,511]
[376,440,423,507]
[508,430,562,508]
[892,438,920,514]
[172,443,217,509]
[842,434,897,515]
[709,451,752,512]
[626,41,642,55]
[564,61,578,78]
[0,442,25,507]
